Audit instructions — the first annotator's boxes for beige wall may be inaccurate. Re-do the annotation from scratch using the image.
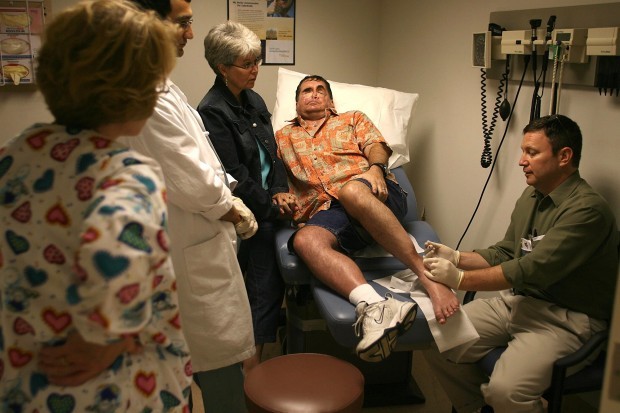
[0,0,382,136]
[172,0,383,109]
[1,0,618,408]
[378,0,620,253]
[2,0,617,248]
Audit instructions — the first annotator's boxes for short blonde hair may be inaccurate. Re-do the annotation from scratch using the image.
[37,0,177,129]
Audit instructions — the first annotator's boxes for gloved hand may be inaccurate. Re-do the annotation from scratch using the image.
[232,197,258,240]
[423,257,464,290]
[424,241,460,266]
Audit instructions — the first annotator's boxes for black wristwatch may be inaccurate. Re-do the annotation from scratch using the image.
[370,162,388,177]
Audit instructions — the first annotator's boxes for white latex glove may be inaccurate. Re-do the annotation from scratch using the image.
[423,257,464,290]
[424,241,460,266]
[232,197,258,240]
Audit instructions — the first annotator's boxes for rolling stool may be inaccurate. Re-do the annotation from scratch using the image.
[244,353,364,413]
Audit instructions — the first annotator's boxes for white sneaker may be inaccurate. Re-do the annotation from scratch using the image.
[353,293,417,362]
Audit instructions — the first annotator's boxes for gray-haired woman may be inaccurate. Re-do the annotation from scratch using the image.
[197,21,298,372]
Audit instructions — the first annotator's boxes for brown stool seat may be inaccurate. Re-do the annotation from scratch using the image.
[244,353,365,413]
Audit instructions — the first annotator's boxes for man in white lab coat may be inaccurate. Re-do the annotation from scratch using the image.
[121,1,257,412]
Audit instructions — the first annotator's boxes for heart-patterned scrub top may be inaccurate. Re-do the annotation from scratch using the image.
[0,124,192,412]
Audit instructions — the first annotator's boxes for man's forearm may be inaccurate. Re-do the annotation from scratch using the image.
[457,251,491,270]
[365,143,391,165]
[456,251,511,290]
[459,265,512,291]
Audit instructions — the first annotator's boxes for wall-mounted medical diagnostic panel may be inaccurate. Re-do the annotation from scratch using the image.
[474,3,620,89]
[473,3,620,169]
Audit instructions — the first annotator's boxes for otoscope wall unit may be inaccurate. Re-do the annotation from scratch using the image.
[481,2,620,88]
[496,28,587,63]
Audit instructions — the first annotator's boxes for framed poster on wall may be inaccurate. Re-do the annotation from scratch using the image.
[227,0,295,65]
[0,0,48,88]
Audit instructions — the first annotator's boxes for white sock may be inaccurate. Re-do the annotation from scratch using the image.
[348,284,384,305]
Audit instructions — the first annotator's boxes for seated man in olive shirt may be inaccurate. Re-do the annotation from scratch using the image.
[422,114,618,413]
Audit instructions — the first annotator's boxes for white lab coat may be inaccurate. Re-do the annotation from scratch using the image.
[120,81,255,372]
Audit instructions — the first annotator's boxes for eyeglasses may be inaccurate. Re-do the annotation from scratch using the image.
[229,57,262,70]
[173,17,193,31]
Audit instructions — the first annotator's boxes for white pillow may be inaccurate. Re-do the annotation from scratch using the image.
[271,68,419,168]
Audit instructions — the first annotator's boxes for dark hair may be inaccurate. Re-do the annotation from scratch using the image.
[523,114,582,167]
[130,0,191,19]
[295,75,333,101]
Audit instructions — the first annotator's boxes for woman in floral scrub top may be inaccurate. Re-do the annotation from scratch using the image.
[0,1,192,412]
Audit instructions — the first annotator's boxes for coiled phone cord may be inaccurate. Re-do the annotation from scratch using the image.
[479,55,511,169]
[457,56,530,249]
[479,68,506,168]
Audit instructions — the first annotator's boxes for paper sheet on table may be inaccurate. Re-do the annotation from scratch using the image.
[373,269,479,357]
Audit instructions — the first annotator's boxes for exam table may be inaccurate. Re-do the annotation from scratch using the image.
[275,167,439,407]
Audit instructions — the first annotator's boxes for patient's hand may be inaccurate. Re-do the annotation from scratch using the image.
[273,192,299,218]
[355,168,388,202]
[38,331,141,386]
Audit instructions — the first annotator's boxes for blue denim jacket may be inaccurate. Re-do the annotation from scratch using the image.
[197,77,289,221]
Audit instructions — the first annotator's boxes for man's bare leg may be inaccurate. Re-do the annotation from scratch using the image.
[293,224,418,362]
[292,225,367,297]
[338,180,459,324]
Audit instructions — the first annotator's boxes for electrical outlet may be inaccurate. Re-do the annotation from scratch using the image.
[473,32,492,68]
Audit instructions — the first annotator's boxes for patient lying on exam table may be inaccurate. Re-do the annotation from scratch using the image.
[275,74,460,362]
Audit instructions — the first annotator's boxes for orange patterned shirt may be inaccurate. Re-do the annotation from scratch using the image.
[276,110,394,223]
